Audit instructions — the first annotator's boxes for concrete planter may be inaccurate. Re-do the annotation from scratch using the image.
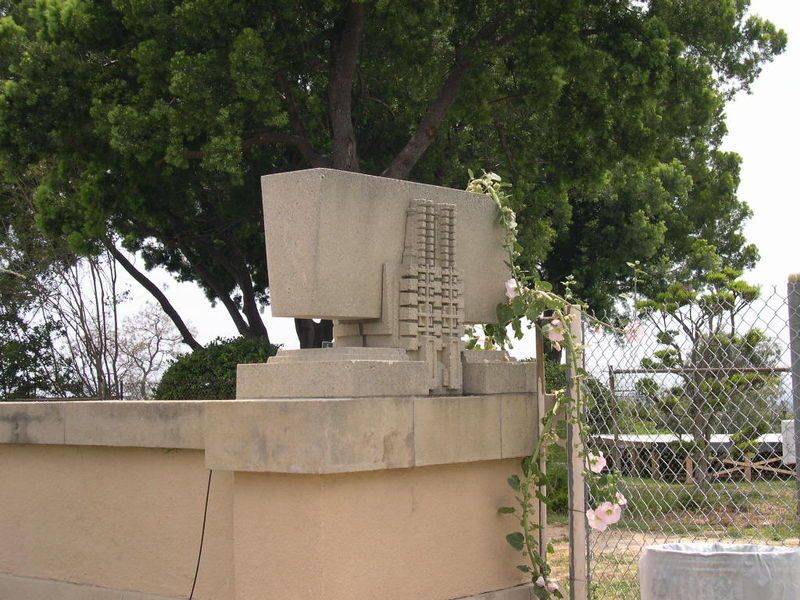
[639,542,800,600]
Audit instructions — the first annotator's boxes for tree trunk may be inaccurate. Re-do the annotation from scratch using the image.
[690,374,711,492]
[328,1,364,171]
[295,318,334,349]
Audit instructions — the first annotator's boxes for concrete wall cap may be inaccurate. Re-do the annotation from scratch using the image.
[0,393,537,474]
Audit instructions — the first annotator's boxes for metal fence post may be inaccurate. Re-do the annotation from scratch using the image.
[535,325,549,562]
[567,305,589,600]
[787,274,800,518]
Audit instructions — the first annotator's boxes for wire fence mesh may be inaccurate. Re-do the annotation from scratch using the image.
[581,285,799,599]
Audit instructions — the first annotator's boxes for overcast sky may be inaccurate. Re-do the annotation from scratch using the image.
[116,0,799,356]
[723,0,799,288]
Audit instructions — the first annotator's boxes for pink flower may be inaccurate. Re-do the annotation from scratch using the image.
[535,575,546,588]
[546,319,565,351]
[624,320,643,343]
[586,508,608,531]
[587,451,607,474]
[596,501,622,526]
[505,278,521,300]
[545,580,560,593]
[615,491,628,506]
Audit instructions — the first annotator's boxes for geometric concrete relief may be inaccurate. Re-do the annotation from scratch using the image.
[337,198,464,392]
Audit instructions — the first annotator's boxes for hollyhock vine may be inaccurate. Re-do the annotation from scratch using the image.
[466,172,625,598]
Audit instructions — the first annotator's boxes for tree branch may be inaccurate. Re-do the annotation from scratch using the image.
[224,243,271,342]
[104,240,201,350]
[328,1,365,170]
[382,12,510,180]
[184,129,328,167]
[381,55,470,180]
[276,72,331,168]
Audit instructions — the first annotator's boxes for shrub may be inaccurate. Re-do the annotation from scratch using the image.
[154,337,279,400]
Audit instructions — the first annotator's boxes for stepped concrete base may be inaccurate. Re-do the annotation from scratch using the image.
[237,347,537,399]
[237,347,430,398]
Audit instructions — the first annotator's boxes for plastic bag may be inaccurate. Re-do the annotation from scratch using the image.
[639,542,800,599]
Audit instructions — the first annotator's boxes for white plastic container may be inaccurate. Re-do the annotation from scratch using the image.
[639,542,800,599]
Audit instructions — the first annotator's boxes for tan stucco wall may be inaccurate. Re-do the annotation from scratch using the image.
[233,459,526,600]
[0,445,528,599]
[0,445,233,600]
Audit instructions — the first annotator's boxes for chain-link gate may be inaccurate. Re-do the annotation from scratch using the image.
[580,283,800,599]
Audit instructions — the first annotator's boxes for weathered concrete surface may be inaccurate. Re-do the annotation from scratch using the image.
[462,351,537,395]
[64,400,205,449]
[0,446,233,600]
[237,357,430,398]
[0,394,535,473]
[239,348,536,399]
[206,394,534,473]
[0,402,64,445]
[414,395,502,466]
[0,401,204,449]
[261,168,509,323]
[204,397,415,473]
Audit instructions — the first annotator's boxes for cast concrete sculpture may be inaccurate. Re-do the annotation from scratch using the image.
[240,168,528,397]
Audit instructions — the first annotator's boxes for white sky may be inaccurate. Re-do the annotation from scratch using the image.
[723,0,799,288]
[116,0,800,357]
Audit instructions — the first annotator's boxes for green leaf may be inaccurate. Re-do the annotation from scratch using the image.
[506,532,525,551]
[511,295,526,315]
[496,303,514,324]
[516,564,531,572]
[533,586,549,599]
[498,506,517,514]
[507,474,521,492]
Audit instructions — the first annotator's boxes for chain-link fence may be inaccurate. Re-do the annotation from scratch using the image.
[581,284,799,599]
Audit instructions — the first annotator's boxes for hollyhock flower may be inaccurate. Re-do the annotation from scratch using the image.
[587,451,607,474]
[546,319,565,351]
[615,491,628,506]
[586,508,608,531]
[624,320,643,343]
[535,575,546,587]
[596,501,622,526]
[505,278,521,300]
[545,580,560,593]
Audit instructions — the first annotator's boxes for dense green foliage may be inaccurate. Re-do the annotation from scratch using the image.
[154,336,278,399]
[0,0,787,339]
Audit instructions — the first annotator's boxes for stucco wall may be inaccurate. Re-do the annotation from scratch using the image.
[0,444,527,600]
[0,445,233,600]
[233,459,526,600]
